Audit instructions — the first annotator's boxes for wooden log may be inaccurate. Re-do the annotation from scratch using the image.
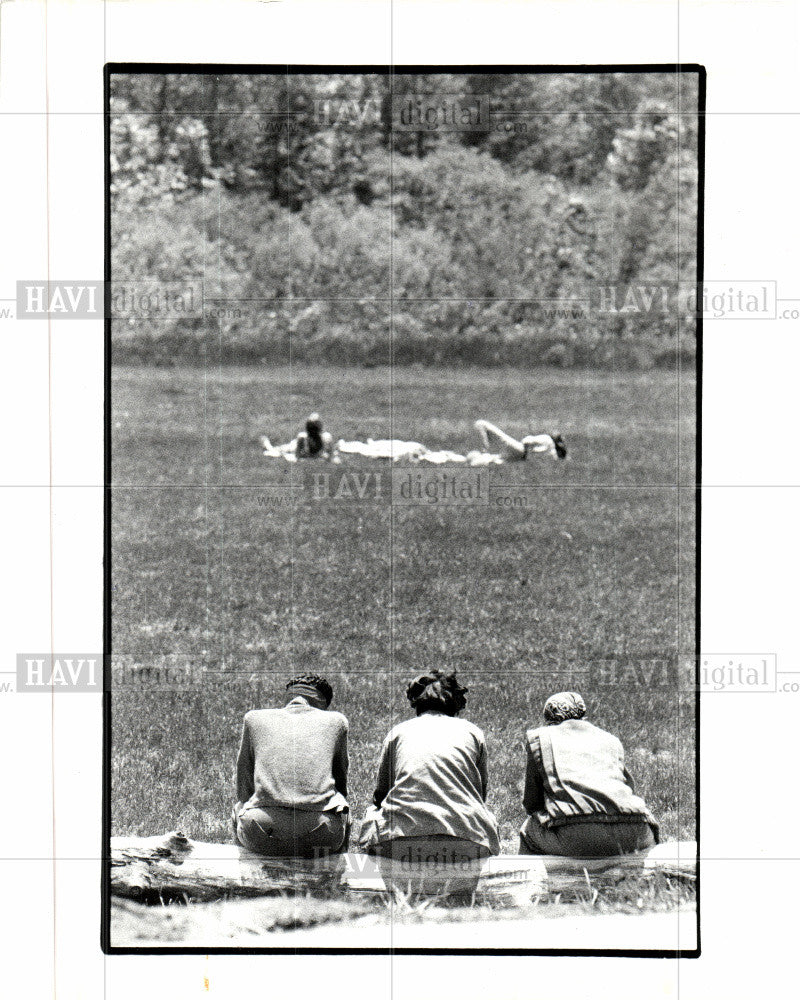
[111,831,696,906]
[110,831,345,903]
[340,840,696,905]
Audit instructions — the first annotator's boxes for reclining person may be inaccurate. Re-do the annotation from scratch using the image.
[471,418,567,463]
[358,670,500,862]
[232,673,350,858]
[520,691,659,858]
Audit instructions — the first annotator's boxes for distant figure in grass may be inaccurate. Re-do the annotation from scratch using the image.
[519,691,659,858]
[471,418,567,463]
[358,670,500,862]
[232,674,350,858]
[260,412,338,462]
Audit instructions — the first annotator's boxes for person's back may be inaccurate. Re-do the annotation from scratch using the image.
[295,412,335,459]
[528,718,655,828]
[241,702,348,813]
[375,713,498,850]
[296,428,334,458]
[520,691,658,858]
[358,670,500,858]
[233,674,350,858]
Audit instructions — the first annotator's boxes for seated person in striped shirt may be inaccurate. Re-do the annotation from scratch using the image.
[471,418,567,463]
[260,412,338,461]
[358,670,500,862]
[232,673,350,858]
[520,691,659,858]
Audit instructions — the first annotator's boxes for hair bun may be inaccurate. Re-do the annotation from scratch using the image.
[406,669,468,716]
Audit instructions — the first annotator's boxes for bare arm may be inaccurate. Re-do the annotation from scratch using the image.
[261,436,299,457]
[321,431,337,461]
[474,419,493,450]
[521,433,560,460]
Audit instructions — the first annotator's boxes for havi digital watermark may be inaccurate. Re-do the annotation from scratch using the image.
[16,654,101,692]
[16,280,203,319]
[303,469,490,505]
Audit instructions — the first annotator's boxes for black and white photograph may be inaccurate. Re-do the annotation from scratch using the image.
[8,0,800,995]
[106,66,700,951]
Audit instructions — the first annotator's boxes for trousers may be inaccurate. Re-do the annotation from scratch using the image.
[520,815,656,857]
[358,807,491,861]
[233,801,349,858]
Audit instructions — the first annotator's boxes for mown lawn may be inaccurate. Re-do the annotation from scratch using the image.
[111,364,696,847]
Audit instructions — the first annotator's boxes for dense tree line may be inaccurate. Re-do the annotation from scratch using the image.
[110,72,699,367]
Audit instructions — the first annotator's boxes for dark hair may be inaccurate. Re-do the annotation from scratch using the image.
[286,673,333,707]
[552,433,567,460]
[406,669,468,717]
[306,413,323,439]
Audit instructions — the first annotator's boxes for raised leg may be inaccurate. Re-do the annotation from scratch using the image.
[474,419,525,459]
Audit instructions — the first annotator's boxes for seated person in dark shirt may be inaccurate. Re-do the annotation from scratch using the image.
[232,673,349,858]
[260,412,337,461]
[520,691,659,858]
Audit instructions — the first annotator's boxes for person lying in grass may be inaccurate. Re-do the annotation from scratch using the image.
[232,673,350,858]
[358,670,500,862]
[470,418,567,463]
[260,412,338,462]
[335,422,567,466]
[519,691,659,858]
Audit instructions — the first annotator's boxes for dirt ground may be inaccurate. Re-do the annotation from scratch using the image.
[110,896,697,951]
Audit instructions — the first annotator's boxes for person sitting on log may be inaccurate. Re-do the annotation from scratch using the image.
[232,673,350,858]
[519,691,659,858]
[470,418,567,463]
[358,670,500,862]
[260,412,338,462]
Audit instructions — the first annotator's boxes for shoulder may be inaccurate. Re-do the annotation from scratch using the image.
[581,721,623,757]
[525,725,544,747]
[243,708,275,728]
[325,709,349,732]
[598,726,624,755]
[574,719,614,741]
[454,716,486,745]
[384,718,412,743]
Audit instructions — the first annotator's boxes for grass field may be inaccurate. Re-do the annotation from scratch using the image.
[111,364,696,849]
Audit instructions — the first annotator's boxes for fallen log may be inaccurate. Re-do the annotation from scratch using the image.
[345,840,697,905]
[110,831,344,903]
[111,831,696,906]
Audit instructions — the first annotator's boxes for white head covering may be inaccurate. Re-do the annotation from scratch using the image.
[543,691,586,723]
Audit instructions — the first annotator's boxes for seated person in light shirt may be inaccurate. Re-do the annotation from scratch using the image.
[232,673,350,858]
[519,691,659,858]
[358,670,500,862]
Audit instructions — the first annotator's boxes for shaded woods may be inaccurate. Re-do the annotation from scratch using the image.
[110,71,700,368]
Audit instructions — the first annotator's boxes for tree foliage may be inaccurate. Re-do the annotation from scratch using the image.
[110,71,700,367]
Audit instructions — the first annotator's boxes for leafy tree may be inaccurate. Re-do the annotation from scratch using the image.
[110,70,701,367]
